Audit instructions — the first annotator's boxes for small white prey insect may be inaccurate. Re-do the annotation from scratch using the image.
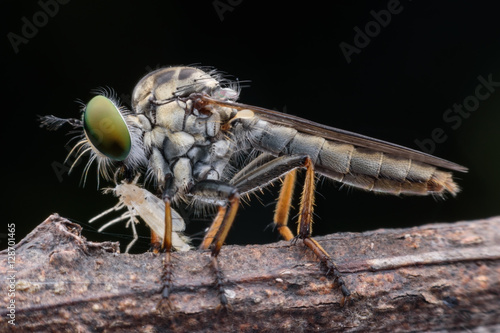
[89,176,191,253]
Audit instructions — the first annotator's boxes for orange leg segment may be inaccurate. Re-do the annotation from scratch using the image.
[162,198,173,251]
[273,169,297,241]
[200,206,226,250]
[211,192,240,256]
[150,229,162,254]
[158,197,175,310]
[273,157,351,305]
[189,180,241,308]
[297,157,316,238]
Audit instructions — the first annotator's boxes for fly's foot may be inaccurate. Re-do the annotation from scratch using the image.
[291,234,301,245]
[157,251,177,311]
[300,237,351,307]
[321,258,351,307]
[156,295,176,312]
[150,242,162,255]
[211,256,233,312]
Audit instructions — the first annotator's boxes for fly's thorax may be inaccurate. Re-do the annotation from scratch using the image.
[172,157,193,195]
[166,137,235,198]
[134,96,238,190]
[124,66,243,196]
[142,122,236,194]
[185,111,221,137]
[154,102,186,132]
[173,138,234,182]
[132,67,220,114]
[139,100,234,180]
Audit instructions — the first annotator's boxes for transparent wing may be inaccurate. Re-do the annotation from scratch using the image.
[200,95,468,173]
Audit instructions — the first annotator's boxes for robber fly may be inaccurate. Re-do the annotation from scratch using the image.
[40,66,467,308]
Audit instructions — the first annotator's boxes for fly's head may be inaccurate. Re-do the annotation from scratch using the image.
[40,88,147,184]
[40,66,241,186]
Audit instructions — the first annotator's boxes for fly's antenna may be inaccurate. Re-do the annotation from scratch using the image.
[38,115,82,131]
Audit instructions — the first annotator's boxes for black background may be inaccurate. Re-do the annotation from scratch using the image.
[2,1,499,252]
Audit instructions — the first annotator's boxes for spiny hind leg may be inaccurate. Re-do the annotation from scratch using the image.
[274,157,351,306]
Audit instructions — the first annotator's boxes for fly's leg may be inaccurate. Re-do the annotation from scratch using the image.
[274,157,351,306]
[273,169,297,241]
[150,229,162,254]
[190,180,240,309]
[158,176,176,310]
[300,158,351,305]
[200,207,226,250]
[229,153,351,304]
[302,238,350,306]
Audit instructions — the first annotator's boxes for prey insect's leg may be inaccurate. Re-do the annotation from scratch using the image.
[89,204,139,253]
[190,180,240,308]
[124,217,139,254]
[295,157,351,306]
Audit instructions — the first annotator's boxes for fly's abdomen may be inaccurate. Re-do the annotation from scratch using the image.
[244,120,458,196]
[315,141,459,196]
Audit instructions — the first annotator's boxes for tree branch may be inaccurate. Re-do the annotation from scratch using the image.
[1,214,500,332]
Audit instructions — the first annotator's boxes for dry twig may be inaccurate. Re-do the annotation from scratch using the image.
[1,214,499,332]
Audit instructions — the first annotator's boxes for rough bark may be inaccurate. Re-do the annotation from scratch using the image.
[1,214,499,332]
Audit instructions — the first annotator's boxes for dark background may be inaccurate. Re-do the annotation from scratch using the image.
[2,1,499,252]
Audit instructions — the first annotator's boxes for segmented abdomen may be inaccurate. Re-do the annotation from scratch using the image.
[243,119,458,196]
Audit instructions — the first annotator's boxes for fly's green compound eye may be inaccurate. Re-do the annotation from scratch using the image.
[83,95,131,161]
